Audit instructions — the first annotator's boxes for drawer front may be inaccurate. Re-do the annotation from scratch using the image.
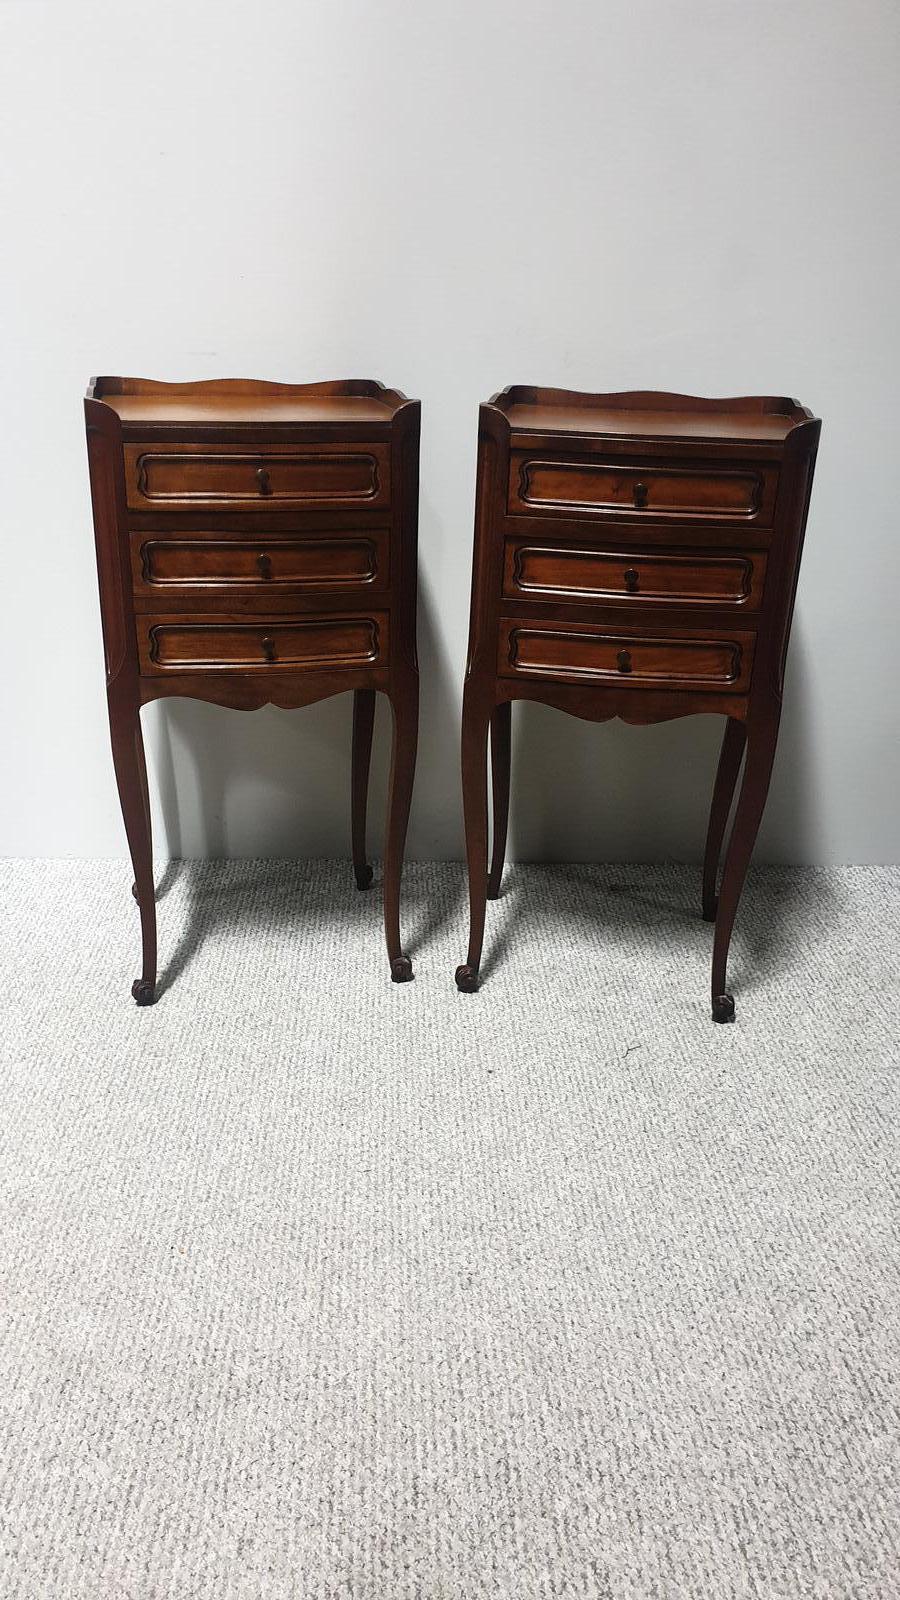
[503,541,766,610]
[124,443,390,511]
[131,532,388,594]
[139,613,389,675]
[498,620,754,692]
[509,452,777,525]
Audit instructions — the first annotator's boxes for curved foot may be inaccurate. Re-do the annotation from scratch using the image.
[455,963,480,993]
[702,898,718,923]
[391,955,414,983]
[712,992,735,1024]
[131,978,156,1007]
[354,863,374,891]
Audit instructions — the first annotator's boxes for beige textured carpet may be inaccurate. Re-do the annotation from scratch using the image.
[0,860,898,1598]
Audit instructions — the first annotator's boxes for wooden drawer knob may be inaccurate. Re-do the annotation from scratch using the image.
[261,635,276,662]
[624,567,640,593]
[617,648,633,674]
[256,552,273,579]
[632,481,648,508]
[256,466,272,496]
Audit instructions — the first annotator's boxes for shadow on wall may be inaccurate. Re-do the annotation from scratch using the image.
[755,618,822,866]
[478,611,838,989]
[145,560,460,867]
[144,583,820,875]
[506,611,820,867]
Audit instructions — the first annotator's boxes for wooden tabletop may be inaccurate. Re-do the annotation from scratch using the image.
[491,387,813,443]
[88,377,408,425]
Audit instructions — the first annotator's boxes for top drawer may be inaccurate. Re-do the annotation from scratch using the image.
[124,442,391,512]
[508,452,778,527]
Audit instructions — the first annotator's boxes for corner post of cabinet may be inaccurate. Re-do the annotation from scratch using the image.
[760,416,822,707]
[464,403,509,684]
[391,398,421,681]
[84,393,139,702]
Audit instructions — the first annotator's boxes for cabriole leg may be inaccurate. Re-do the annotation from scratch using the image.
[351,688,376,891]
[455,683,492,993]
[108,692,157,1005]
[710,715,780,1022]
[382,675,418,982]
[487,700,511,900]
[131,714,153,906]
[702,716,747,922]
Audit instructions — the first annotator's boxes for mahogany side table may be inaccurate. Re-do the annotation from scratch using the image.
[455,387,820,1021]
[85,377,420,1003]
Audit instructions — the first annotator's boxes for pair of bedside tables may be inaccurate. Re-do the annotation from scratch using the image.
[85,378,819,1020]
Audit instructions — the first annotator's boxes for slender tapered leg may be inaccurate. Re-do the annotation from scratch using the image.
[382,675,418,981]
[702,717,747,922]
[130,714,153,906]
[351,688,376,890]
[108,693,157,1005]
[487,700,511,900]
[455,683,492,992]
[710,715,780,1022]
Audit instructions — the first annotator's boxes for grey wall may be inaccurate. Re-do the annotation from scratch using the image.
[2,0,898,864]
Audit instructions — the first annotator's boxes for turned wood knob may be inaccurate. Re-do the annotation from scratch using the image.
[256,466,272,496]
[617,649,633,674]
[256,551,272,579]
[624,567,640,593]
[632,481,648,508]
[261,635,276,662]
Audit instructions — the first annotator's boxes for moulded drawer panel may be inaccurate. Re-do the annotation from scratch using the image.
[508,452,777,525]
[498,620,754,691]
[131,532,389,594]
[139,613,389,674]
[124,443,391,511]
[502,541,767,609]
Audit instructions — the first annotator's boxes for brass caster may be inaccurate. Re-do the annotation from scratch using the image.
[354,863,374,891]
[131,978,156,1007]
[391,955,413,983]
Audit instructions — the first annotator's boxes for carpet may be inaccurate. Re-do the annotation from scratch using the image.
[0,860,898,1597]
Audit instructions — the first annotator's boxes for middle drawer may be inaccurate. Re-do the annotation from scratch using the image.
[503,539,766,611]
[130,530,389,597]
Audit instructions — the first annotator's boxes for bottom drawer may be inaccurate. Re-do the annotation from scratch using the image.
[139,612,389,674]
[498,619,754,691]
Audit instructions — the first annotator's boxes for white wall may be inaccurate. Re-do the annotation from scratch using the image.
[2,0,898,864]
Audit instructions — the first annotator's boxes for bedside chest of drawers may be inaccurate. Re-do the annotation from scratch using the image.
[85,377,420,1003]
[455,387,820,1021]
